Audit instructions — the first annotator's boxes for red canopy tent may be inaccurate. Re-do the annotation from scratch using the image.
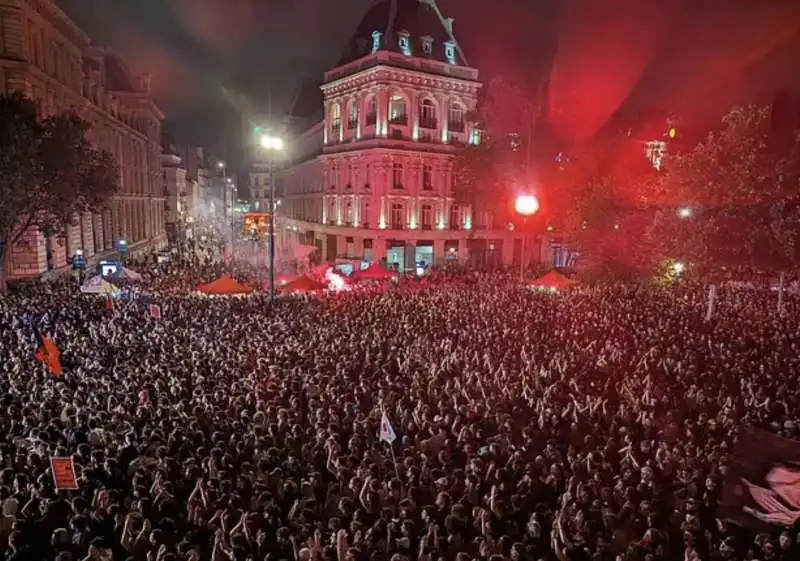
[265,274,297,290]
[528,271,575,291]
[352,263,398,281]
[280,275,327,294]
[197,275,254,295]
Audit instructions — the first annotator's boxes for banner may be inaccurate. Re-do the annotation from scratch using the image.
[719,427,800,530]
[51,457,79,490]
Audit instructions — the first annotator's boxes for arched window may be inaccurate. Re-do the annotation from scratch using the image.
[448,103,465,132]
[347,100,359,129]
[330,103,342,136]
[345,201,353,224]
[419,98,437,130]
[389,95,407,125]
[365,96,377,127]
[449,204,460,229]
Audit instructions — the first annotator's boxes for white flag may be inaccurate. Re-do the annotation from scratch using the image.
[379,410,397,445]
[705,284,717,321]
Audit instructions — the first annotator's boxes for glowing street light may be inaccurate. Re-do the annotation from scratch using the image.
[515,194,540,217]
[677,207,692,219]
[673,261,685,274]
[259,132,285,301]
[515,194,540,280]
[260,134,284,151]
[217,161,225,169]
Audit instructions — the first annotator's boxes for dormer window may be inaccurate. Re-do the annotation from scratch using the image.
[420,35,433,56]
[444,40,457,64]
[398,30,411,56]
[371,31,383,53]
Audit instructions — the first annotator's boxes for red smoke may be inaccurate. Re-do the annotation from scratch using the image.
[547,0,686,145]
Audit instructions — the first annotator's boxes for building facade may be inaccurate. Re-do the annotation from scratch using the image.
[0,0,166,277]
[276,0,541,269]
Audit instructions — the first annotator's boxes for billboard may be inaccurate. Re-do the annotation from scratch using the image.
[243,213,272,236]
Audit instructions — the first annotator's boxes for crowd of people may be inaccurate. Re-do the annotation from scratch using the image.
[0,257,798,561]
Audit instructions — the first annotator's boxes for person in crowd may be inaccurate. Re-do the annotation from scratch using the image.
[1,257,798,561]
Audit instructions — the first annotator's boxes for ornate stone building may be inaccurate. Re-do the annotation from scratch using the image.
[0,0,166,278]
[277,0,532,269]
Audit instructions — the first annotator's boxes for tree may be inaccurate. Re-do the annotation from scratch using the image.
[645,105,800,276]
[0,93,119,292]
[451,74,544,226]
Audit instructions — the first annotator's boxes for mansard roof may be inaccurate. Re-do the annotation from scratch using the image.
[337,0,466,67]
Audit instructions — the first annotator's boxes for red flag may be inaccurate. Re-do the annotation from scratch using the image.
[104,294,114,311]
[149,304,161,319]
[35,336,63,376]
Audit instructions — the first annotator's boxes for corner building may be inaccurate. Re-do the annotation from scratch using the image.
[0,0,166,278]
[278,0,529,269]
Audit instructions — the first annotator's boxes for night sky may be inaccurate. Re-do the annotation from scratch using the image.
[57,0,800,153]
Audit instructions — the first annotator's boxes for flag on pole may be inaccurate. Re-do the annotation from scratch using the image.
[379,409,397,445]
[719,427,800,530]
[149,304,161,319]
[104,293,114,312]
[31,321,63,376]
[705,284,717,321]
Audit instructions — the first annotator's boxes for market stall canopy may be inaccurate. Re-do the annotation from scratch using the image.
[197,275,254,295]
[352,263,398,281]
[265,274,297,291]
[528,271,575,290]
[280,275,327,294]
[80,276,119,295]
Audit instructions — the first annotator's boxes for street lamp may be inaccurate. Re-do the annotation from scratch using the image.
[260,132,284,300]
[677,207,692,219]
[515,194,540,280]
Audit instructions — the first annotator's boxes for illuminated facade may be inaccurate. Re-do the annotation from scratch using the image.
[277,0,538,269]
[0,0,166,278]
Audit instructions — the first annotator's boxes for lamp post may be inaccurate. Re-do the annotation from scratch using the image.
[260,133,285,300]
[515,194,540,280]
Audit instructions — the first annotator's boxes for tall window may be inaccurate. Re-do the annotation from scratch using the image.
[448,103,465,132]
[389,96,407,125]
[328,200,336,224]
[392,163,403,188]
[419,99,437,129]
[362,200,371,227]
[330,103,342,137]
[365,97,377,127]
[450,204,460,229]
[345,201,353,224]
[421,204,433,230]
[390,203,404,229]
[348,100,359,129]
[422,165,433,190]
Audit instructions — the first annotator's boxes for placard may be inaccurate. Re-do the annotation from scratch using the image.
[51,457,79,490]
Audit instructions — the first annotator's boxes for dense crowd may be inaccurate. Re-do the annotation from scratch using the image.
[1,261,799,561]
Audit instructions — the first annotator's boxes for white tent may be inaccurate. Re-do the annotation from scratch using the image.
[80,276,118,295]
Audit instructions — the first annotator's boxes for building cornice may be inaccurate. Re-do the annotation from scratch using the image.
[324,50,479,85]
[322,64,480,98]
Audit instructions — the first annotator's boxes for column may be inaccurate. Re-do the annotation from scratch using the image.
[379,195,387,229]
[409,90,419,140]
[377,87,389,136]
[374,238,387,262]
[438,94,449,143]
[501,236,515,266]
[433,238,445,266]
[405,240,416,270]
